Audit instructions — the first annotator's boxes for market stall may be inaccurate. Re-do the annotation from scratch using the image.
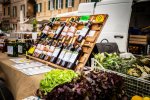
[0,53,44,100]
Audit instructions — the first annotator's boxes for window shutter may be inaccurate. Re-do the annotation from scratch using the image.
[72,0,74,7]
[36,4,38,12]
[53,0,55,9]
[66,0,68,8]
[61,0,63,8]
[40,3,42,12]
[56,0,58,9]
[48,0,50,10]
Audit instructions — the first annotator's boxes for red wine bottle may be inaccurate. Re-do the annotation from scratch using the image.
[44,40,57,61]
[50,37,66,63]
[66,23,77,40]
[56,38,73,65]
[67,40,85,69]
[53,22,66,39]
[60,37,76,67]
[77,21,92,42]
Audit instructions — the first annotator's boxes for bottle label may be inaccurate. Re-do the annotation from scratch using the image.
[69,52,78,63]
[67,32,74,37]
[75,30,81,36]
[52,47,61,57]
[80,27,89,36]
[55,27,62,34]
[46,45,50,51]
[87,30,96,37]
[43,51,47,55]
[63,26,69,32]
[37,44,41,49]
[40,45,44,50]
[61,32,67,36]
[58,49,66,59]
[37,50,42,54]
[47,52,52,56]
[18,45,23,53]
[49,46,55,51]
[42,30,47,34]
[34,49,38,53]
[44,26,49,31]
[63,51,72,61]
[69,26,76,33]
[7,46,13,55]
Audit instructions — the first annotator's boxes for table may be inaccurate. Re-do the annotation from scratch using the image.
[0,53,44,100]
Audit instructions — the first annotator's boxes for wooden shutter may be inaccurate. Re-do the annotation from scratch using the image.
[66,0,68,8]
[40,3,42,12]
[53,0,55,9]
[48,0,50,10]
[61,0,63,8]
[72,0,74,7]
[56,0,58,9]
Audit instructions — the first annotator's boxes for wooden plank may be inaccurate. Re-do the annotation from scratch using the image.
[129,38,147,42]
[130,35,147,39]
[26,55,66,70]
[129,41,147,45]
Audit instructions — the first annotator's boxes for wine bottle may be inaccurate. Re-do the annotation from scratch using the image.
[77,21,92,42]
[35,41,45,58]
[50,37,66,63]
[56,38,73,65]
[66,23,77,40]
[32,41,42,57]
[39,41,49,59]
[40,18,56,38]
[44,40,57,61]
[58,23,71,40]
[60,37,76,67]
[67,40,85,69]
[53,22,66,39]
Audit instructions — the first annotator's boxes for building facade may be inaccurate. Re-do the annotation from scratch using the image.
[36,0,101,21]
[2,0,36,32]
[0,3,3,29]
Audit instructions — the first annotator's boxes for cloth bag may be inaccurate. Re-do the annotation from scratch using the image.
[94,39,120,53]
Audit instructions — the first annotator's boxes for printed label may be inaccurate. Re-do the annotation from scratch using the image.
[61,32,67,36]
[18,45,23,53]
[69,26,76,33]
[63,51,72,61]
[87,30,96,37]
[7,46,13,55]
[43,51,47,55]
[47,52,52,56]
[58,49,66,59]
[44,26,49,31]
[63,26,69,32]
[55,27,62,34]
[75,30,81,36]
[52,48,61,57]
[49,46,55,51]
[37,50,42,54]
[42,30,47,34]
[80,28,89,36]
[40,45,44,50]
[37,44,41,49]
[69,52,78,63]
[67,32,74,37]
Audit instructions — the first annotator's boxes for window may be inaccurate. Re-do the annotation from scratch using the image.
[58,0,62,9]
[4,8,5,16]
[13,6,17,17]
[8,7,10,16]
[66,0,74,8]
[37,3,42,12]
[20,5,25,17]
[48,0,54,10]
[68,0,72,7]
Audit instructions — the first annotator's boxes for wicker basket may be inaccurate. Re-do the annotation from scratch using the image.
[91,58,150,97]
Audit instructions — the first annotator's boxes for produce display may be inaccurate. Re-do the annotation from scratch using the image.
[39,69,78,95]
[94,53,150,78]
[27,15,108,70]
[131,95,150,100]
[37,69,125,100]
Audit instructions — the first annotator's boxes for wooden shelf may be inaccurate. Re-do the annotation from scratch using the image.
[26,14,108,71]
[26,55,67,70]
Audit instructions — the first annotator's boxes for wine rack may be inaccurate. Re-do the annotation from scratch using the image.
[26,14,108,71]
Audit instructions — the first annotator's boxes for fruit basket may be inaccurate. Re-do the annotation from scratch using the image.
[91,58,150,98]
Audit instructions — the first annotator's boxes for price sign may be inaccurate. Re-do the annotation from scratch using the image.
[96,15,105,23]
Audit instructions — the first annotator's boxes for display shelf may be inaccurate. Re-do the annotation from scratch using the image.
[26,14,108,71]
